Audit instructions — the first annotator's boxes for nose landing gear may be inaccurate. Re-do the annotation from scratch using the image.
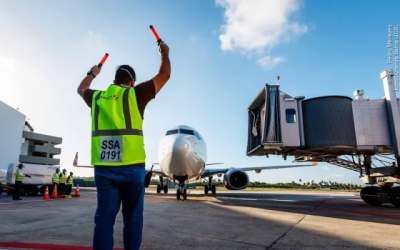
[174,175,189,201]
[176,186,187,201]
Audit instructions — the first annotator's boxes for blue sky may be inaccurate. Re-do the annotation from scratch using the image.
[0,0,399,185]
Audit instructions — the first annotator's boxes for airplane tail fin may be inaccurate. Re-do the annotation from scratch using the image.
[72,152,94,168]
[73,152,78,166]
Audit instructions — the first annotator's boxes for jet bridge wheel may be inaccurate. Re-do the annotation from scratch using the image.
[157,184,161,194]
[360,186,383,206]
[389,186,400,207]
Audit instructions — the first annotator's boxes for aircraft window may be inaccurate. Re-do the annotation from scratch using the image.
[286,109,297,123]
[194,131,202,140]
[180,129,194,135]
[166,129,179,135]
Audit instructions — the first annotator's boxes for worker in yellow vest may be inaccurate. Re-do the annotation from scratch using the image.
[66,171,74,195]
[51,168,60,195]
[13,163,31,200]
[59,168,67,195]
[77,41,171,250]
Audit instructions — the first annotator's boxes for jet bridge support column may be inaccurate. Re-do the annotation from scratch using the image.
[381,69,400,175]
[365,155,371,176]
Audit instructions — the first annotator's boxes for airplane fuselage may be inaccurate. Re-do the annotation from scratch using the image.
[158,125,207,184]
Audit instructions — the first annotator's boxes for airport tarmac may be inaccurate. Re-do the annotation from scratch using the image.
[0,188,399,250]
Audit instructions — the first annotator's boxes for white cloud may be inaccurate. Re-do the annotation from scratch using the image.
[321,166,330,171]
[216,0,307,68]
[257,56,285,69]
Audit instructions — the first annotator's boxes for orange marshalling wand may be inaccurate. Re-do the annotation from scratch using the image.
[98,53,109,68]
[149,25,162,45]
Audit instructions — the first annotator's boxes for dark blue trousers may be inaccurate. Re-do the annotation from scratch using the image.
[93,166,145,250]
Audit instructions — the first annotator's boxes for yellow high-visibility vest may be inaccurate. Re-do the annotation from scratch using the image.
[67,176,73,185]
[15,169,24,182]
[53,173,59,184]
[90,85,145,166]
[59,173,66,183]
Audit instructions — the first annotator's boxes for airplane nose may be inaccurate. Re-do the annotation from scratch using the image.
[172,136,190,156]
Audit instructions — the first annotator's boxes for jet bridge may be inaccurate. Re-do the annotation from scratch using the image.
[246,70,400,207]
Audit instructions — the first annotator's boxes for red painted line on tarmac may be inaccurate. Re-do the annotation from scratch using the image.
[0,242,129,250]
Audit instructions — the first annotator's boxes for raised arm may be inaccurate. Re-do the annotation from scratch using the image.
[77,66,101,98]
[152,42,171,94]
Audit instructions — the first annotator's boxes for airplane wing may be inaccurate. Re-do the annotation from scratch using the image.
[200,162,318,178]
[206,163,224,166]
[72,152,166,176]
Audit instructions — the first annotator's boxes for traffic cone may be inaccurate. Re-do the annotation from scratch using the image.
[51,184,58,199]
[73,184,80,197]
[43,185,49,200]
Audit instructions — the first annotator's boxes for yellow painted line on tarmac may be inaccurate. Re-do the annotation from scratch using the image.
[187,196,218,201]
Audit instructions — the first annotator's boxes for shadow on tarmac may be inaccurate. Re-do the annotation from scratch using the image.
[145,190,400,225]
[143,191,400,249]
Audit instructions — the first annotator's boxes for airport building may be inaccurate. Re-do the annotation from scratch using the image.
[20,122,62,165]
[0,99,62,168]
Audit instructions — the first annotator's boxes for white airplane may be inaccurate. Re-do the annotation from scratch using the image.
[73,125,318,200]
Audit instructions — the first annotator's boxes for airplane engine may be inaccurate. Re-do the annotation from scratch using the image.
[223,169,249,190]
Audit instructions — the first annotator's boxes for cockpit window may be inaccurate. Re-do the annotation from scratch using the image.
[166,129,178,135]
[165,128,197,136]
[180,129,194,135]
[194,131,202,140]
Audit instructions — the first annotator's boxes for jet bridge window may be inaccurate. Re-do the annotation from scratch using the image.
[166,129,178,135]
[285,109,297,123]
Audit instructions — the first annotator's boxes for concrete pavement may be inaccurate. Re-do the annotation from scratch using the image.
[0,188,399,249]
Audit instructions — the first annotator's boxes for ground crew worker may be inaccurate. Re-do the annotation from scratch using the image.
[51,168,60,195]
[66,171,74,195]
[59,168,67,195]
[77,41,171,250]
[13,163,31,200]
